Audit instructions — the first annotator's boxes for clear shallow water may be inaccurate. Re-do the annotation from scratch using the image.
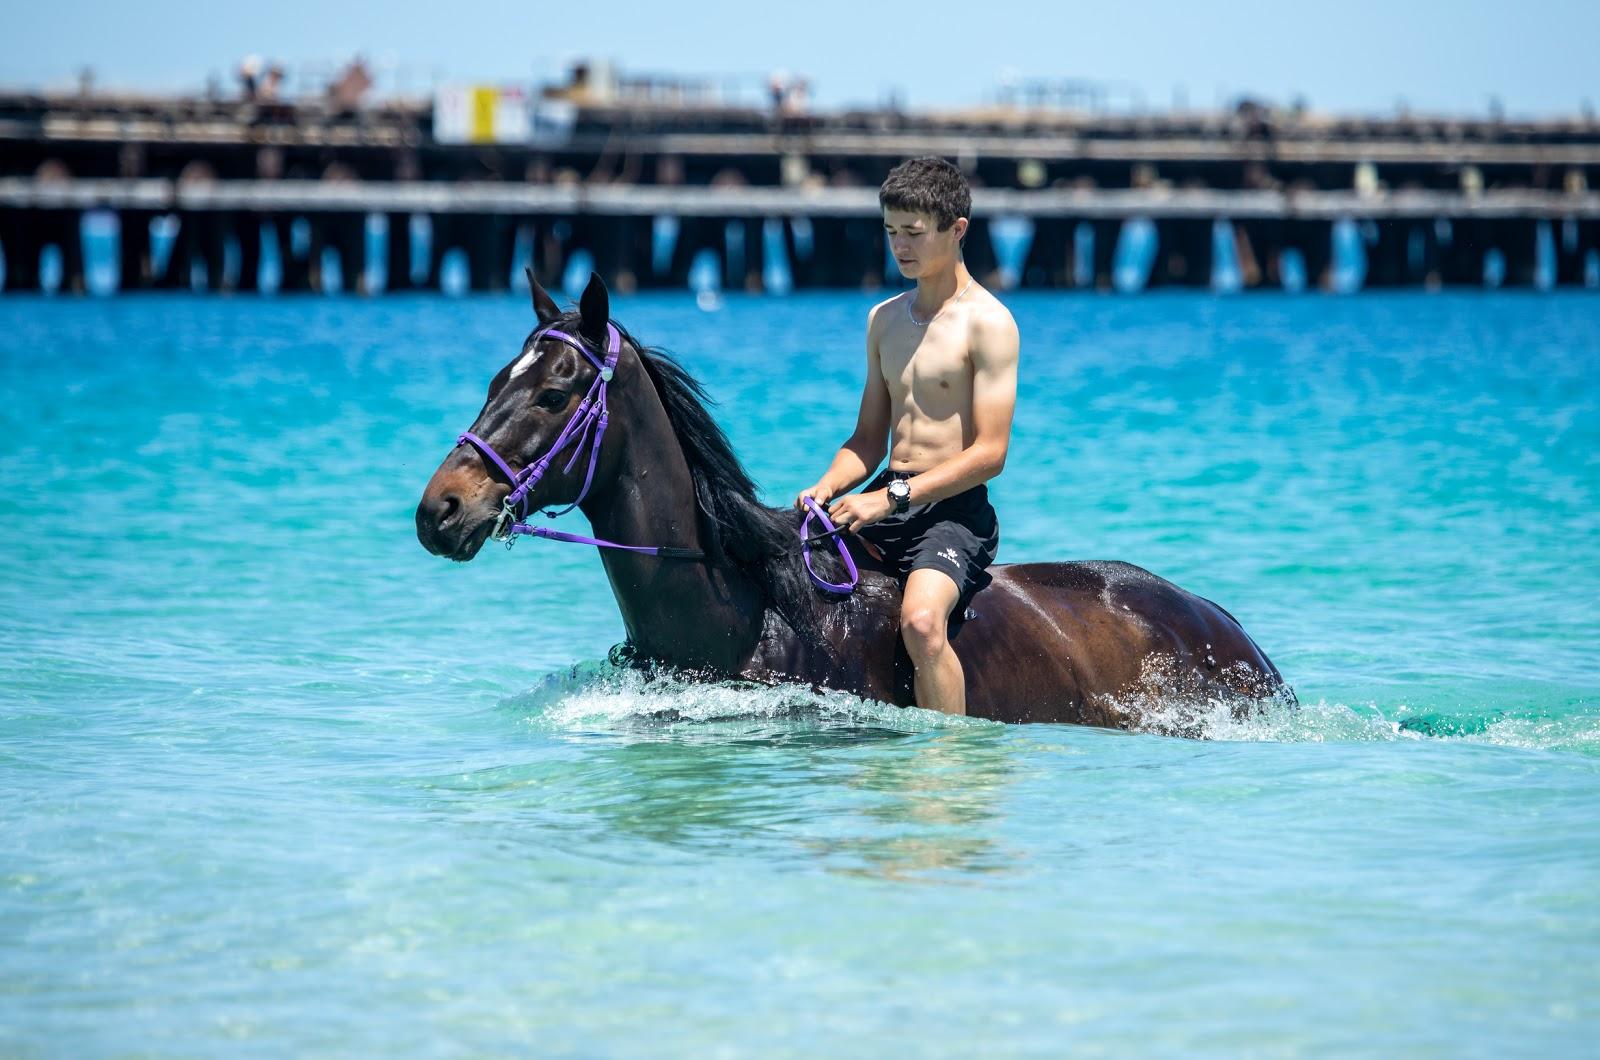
[2,292,1598,1054]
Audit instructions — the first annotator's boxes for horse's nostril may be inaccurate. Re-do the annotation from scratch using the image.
[438,493,461,526]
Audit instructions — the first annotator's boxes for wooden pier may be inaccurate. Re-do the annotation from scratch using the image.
[2,89,1598,293]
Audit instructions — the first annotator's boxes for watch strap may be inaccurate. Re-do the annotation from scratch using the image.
[888,478,911,513]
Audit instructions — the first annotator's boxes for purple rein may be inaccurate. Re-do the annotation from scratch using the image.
[455,319,857,593]
[801,497,859,594]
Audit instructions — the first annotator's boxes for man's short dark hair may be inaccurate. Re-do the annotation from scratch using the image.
[878,157,972,232]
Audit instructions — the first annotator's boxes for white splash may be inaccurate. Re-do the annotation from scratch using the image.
[508,663,986,736]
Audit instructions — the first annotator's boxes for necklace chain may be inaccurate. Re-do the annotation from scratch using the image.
[907,277,975,327]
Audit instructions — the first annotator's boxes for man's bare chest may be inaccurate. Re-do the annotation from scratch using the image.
[879,323,973,399]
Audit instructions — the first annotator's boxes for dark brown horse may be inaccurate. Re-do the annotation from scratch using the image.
[416,273,1289,727]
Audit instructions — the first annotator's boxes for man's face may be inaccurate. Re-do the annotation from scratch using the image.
[883,208,966,278]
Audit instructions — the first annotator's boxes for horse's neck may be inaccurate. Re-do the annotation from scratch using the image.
[579,362,766,673]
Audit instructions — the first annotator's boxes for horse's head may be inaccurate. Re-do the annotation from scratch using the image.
[416,271,627,561]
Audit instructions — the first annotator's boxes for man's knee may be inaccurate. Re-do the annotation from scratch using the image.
[901,570,961,659]
[903,590,962,662]
[902,606,946,657]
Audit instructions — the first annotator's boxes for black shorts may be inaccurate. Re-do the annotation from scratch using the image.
[852,468,1000,606]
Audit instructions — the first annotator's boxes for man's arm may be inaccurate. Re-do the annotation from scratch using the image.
[796,304,892,508]
[900,306,1019,505]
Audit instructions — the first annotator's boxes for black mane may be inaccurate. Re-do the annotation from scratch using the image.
[541,314,850,642]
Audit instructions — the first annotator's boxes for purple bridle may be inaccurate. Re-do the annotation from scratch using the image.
[456,321,700,561]
[453,317,859,592]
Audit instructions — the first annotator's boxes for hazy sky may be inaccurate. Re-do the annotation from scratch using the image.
[6,0,1597,117]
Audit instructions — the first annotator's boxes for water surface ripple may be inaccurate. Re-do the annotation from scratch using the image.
[2,293,1597,1054]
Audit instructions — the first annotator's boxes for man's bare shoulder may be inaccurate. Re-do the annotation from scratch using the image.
[866,293,906,336]
[965,286,1020,360]
[870,292,908,315]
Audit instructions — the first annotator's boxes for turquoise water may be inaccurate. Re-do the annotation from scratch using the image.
[3,292,1598,1054]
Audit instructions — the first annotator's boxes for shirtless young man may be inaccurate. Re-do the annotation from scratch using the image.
[795,156,1020,716]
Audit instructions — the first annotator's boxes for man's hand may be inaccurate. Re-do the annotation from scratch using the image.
[827,489,893,533]
[795,483,835,510]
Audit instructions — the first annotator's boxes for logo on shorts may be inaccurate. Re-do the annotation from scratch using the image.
[938,548,961,566]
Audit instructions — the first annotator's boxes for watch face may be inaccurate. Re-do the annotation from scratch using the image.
[889,480,910,503]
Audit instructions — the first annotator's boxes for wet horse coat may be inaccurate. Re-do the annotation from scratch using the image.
[416,273,1287,727]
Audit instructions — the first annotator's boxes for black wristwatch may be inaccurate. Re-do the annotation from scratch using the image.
[886,478,911,514]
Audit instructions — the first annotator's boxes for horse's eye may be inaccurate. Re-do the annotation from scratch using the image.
[536,389,568,410]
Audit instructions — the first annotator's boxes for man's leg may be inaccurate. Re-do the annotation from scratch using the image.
[900,568,966,715]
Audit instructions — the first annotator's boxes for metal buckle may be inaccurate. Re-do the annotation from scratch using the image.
[491,499,515,542]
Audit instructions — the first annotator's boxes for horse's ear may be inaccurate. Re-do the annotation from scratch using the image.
[526,267,560,325]
[577,272,610,346]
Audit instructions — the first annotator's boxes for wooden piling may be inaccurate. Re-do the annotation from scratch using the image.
[1148,218,1213,288]
[118,210,154,291]
[0,208,44,290]
[385,213,413,292]
[1020,218,1074,289]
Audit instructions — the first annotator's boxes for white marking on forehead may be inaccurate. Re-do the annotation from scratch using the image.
[508,346,543,381]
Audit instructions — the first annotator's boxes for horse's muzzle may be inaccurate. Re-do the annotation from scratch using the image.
[416,490,495,561]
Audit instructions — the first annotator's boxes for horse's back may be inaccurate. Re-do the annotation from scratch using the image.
[955,560,1284,725]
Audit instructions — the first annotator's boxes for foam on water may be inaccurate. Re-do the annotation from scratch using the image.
[509,661,987,736]
[497,659,1600,757]
[1131,690,1600,753]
